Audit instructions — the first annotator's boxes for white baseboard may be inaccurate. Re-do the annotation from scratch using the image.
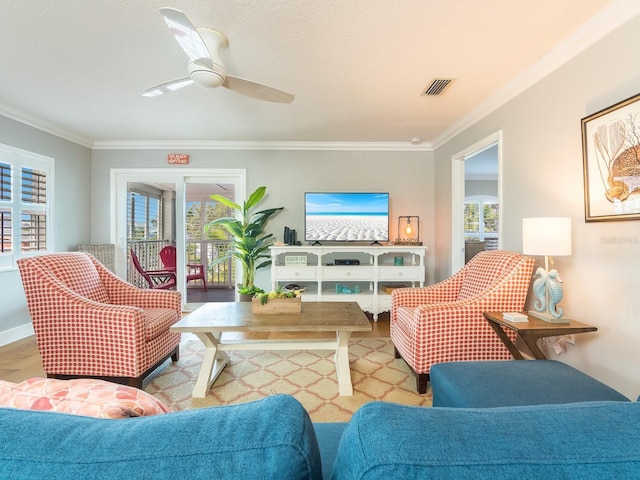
[0,322,34,347]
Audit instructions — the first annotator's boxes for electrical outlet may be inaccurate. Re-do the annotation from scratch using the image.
[566,334,575,345]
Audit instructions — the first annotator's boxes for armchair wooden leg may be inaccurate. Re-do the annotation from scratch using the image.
[416,373,429,394]
[171,346,179,362]
[393,346,429,394]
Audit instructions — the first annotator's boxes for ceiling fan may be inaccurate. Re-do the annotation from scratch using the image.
[141,7,294,103]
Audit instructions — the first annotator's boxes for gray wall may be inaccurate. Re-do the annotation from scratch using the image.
[0,116,91,338]
[434,13,640,399]
[90,148,436,290]
[465,180,498,197]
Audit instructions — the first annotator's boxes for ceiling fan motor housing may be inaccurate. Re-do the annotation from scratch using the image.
[189,62,226,88]
[190,29,229,89]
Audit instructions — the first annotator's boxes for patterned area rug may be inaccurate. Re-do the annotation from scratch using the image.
[145,337,432,422]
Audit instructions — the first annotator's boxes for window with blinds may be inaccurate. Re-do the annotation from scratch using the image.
[0,163,12,254]
[127,190,162,240]
[0,145,52,268]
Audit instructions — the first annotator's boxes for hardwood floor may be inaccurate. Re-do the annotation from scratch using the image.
[0,312,390,384]
[0,336,45,383]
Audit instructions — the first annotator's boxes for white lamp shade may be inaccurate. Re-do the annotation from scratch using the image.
[522,217,572,256]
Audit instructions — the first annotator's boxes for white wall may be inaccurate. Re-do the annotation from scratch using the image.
[0,115,92,344]
[434,14,640,399]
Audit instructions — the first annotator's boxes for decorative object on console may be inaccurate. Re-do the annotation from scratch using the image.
[285,255,307,266]
[336,283,361,294]
[284,226,297,245]
[382,284,409,294]
[522,217,572,323]
[393,215,422,245]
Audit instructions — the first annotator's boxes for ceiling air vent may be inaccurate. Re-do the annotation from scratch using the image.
[422,78,455,96]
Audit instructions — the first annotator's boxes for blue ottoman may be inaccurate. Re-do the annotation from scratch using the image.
[430,360,630,408]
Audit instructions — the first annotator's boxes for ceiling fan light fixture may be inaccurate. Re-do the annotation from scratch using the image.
[191,69,225,89]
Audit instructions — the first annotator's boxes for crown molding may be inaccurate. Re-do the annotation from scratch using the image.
[0,104,93,149]
[91,140,434,151]
[430,0,640,150]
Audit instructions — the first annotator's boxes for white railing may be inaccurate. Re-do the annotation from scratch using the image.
[128,239,234,289]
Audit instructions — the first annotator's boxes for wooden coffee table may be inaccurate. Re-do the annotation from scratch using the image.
[171,301,372,398]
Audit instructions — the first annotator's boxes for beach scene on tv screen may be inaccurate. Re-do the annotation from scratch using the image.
[305,193,389,241]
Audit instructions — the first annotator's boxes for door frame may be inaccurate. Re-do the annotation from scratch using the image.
[110,168,246,307]
[450,131,502,273]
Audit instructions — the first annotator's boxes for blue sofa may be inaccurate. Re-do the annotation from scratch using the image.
[3,394,640,479]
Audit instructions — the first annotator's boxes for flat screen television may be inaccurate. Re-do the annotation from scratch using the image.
[304,192,389,243]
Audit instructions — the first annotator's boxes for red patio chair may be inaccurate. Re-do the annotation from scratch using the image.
[159,245,207,291]
[130,249,176,290]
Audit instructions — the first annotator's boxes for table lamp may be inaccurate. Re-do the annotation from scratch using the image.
[522,217,572,323]
[394,216,422,245]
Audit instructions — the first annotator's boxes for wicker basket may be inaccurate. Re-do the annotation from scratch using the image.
[76,244,116,272]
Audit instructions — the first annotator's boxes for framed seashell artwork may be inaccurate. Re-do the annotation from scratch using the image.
[582,92,640,222]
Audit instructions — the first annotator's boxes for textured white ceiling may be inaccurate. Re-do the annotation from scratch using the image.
[0,0,632,147]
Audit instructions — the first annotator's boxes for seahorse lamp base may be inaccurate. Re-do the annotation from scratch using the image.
[528,310,571,324]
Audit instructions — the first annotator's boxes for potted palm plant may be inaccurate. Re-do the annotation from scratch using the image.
[206,186,284,300]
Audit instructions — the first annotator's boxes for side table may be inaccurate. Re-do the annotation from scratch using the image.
[483,311,597,360]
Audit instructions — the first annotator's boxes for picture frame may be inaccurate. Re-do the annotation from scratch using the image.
[581,93,640,222]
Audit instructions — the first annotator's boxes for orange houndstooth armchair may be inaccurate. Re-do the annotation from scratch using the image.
[17,252,182,389]
[391,250,534,393]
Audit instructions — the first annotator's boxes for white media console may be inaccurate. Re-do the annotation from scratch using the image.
[269,245,426,320]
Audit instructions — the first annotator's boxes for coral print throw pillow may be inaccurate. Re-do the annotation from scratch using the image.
[0,377,170,418]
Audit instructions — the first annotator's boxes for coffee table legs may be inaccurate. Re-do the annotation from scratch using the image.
[335,331,353,396]
[192,332,229,398]
[188,331,356,398]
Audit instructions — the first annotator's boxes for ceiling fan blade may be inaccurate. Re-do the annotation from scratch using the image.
[223,75,294,104]
[159,7,210,62]
[140,77,194,97]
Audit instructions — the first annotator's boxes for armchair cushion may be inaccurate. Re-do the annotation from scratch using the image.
[37,253,111,303]
[457,250,527,299]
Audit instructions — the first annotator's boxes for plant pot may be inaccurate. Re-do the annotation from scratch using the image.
[238,293,254,302]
